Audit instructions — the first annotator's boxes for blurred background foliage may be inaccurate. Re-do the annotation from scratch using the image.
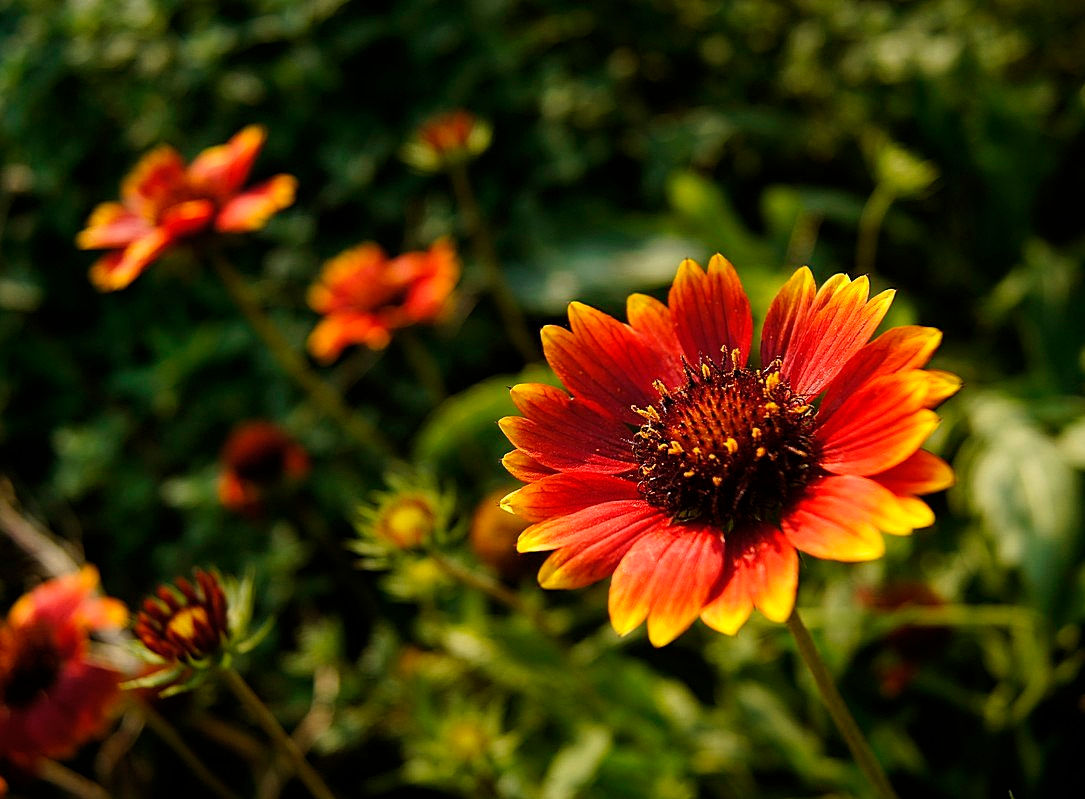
[1,0,1084,796]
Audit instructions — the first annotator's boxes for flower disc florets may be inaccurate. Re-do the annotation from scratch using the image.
[134,569,229,663]
[0,623,63,710]
[633,352,820,530]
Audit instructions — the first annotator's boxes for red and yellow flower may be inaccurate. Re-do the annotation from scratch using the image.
[217,421,310,515]
[500,255,959,646]
[307,238,459,362]
[401,110,492,172]
[77,125,297,291]
[0,567,127,766]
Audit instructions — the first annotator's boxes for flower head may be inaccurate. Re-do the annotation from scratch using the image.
[77,125,297,291]
[469,489,536,581]
[134,569,229,664]
[217,421,310,515]
[401,110,492,172]
[500,255,959,646]
[0,567,127,766]
[307,238,459,362]
[353,472,454,557]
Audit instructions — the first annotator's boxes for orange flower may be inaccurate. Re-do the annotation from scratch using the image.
[0,567,127,767]
[307,238,459,362]
[401,110,492,172]
[218,421,310,515]
[469,489,538,581]
[500,255,960,646]
[77,125,297,291]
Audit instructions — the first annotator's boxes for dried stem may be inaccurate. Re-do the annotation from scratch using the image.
[35,759,111,799]
[138,700,241,799]
[220,667,338,799]
[0,477,81,577]
[786,609,899,799]
[209,251,398,463]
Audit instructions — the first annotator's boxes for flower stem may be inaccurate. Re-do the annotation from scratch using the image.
[855,184,894,275]
[428,549,555,637]
[447,163,539,363]
[220,667,338,799]
[786,609,899,799]
[400,330,447,404]
[137,700,241,799]
[35,759,111,799]
[209,251,398,462]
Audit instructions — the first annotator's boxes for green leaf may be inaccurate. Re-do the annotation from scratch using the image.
[540,725,612,799]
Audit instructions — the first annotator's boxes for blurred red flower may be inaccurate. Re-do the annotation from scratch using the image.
[77,125,296,291]
[218,421,310,515]
[402,110,492,172]
[501,255,959,645]
[307,238,459,362]
[0,567,127,767]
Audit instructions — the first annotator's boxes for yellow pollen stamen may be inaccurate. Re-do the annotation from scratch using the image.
[668,440,684,454]
[652,379,669,397]
[701,363,712,379]
[751,427,762,440]
[724,437,738,454]
[166,606,210,642]
[764,401,779,413]
[683,470,695,478]
[765,372,781,391]
[711,476,723,486]
[692,446,702,456]
[756,446,767,458]
[791,404,811,414]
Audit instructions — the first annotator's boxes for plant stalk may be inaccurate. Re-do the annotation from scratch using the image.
[786,609,899,799]
[209,251,397,462]
[138,700,240,799]
[220,667,338,799]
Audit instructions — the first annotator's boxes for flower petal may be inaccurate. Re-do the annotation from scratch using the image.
[76,203,150,249]
[816,371,939,475]
[215,174,297,232]
[872,449,954,495]
[819,326,942,418]
[188,124,267,196]
[781,274,895,397]
[501,472,639,522]
[160,199,215,238]
[307,311,391,362]
[668,254,753,367]
[542,302,672,423]
[501,450,554,482]
[626,293,684,377]
[500,382,637,473]
[782,474,926,561]
[607,525,725,646]
[88,229,173,292]
[120,145,186,218]
[923,369,962,407]
[535,504,666,589]
[700,526,798,634]
[760,266,815,367]
[517,499,657,553]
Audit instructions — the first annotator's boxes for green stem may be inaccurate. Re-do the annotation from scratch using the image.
[855,185,895,275]
[447,163,539,363]
[400,330,447,404]
[220,667,337,799]
[428,549,555,637]
[786,609,899,799]
[138,700,241,799]
[210,251,398,462]
[35,759,111,799]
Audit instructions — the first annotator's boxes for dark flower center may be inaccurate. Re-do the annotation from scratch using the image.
[633,355,821,529]
[233,445,287,484]
[0,623,63,710]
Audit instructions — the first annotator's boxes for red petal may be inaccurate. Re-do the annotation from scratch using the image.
[535,505,666,589]
[626,293,683,377]
[189,125,267,196]
[502,450,555,482]
[782,475,924,561]
[501,382,637,473]
[700,526,798,634]
[607,525,725,646]
[307,311,392,362]
[668,255,753,367]
[819,326,942,418]
[517,499,659,552]
[88,229,173,292]
[760,266,815,367]
[542,302,673,424]
[76,203,150,249]
[781,274,894,397]
[873,449,954,495]
[160,199,215,238]
[215,174,297,232]
[121,145,186,218]
[501,472,639,522]
[817,371,939,475]
[923,369,962,407]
